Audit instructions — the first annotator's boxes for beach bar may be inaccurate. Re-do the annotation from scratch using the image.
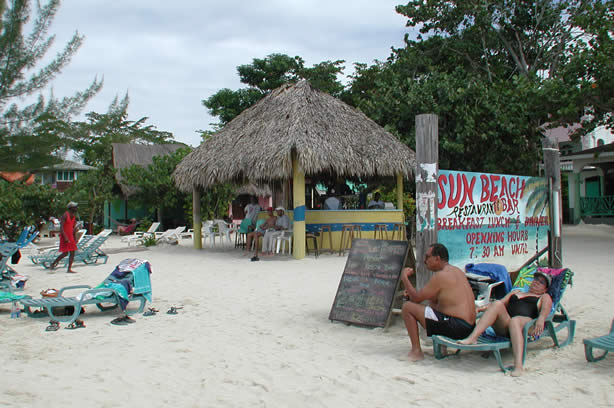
[173,80,415,259]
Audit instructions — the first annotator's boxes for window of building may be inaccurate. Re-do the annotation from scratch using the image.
[56,170,75,181]
[597,138,605,146]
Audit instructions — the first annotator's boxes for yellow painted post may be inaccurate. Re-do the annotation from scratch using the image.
[292,154,306,259]
[396,173,404,212]
[193,189,202,249]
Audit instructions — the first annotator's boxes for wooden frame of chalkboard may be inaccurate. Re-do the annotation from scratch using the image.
[329,239,409,328]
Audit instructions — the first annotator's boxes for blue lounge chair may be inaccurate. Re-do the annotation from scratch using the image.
[21,259,153,325]
[431,266,575,373]
[583,319,614,362]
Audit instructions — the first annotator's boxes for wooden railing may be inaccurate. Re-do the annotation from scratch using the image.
[580,195,614,217]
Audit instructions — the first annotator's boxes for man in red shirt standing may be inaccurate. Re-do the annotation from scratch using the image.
[50,201,79,273]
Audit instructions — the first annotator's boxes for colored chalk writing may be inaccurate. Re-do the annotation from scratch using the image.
[329,239,409,327]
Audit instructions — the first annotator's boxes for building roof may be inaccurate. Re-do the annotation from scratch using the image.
[40,160,96,171]
[173,80,416,192]
[0,172,35,184]
[563,141,614,160]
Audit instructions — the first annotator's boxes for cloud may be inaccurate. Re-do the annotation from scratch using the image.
[43,0,412,146]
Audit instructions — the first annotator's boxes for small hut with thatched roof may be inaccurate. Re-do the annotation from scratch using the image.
[174,80,415,258]
[106,142,187,228]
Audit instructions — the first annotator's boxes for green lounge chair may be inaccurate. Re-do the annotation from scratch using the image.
[29,233,93,265]
[21,259,152,325]
[431,266,575,373]
[34,229,112,268]
[583,319,614,362]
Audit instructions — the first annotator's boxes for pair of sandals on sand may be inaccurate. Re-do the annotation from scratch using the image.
[45,319,85,331]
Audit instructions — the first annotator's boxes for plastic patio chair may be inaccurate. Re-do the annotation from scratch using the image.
[584,319,614,362]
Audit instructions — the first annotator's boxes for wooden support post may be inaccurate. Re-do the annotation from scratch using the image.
[396,173,404,213]
[415,114,438,289]
[292,152,306,259]
[193,188,202,249]
[542,138,563,268]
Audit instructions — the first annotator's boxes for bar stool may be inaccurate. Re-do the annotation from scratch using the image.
[391,223,407,241]
[319,225,333,254]
[339,224,362,256]
[305,233,319,258]
[373,224,388,240]
[338,224,354,256]
[352,224,363,238]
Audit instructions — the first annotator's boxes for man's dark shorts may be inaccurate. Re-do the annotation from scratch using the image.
[425,306,475,339]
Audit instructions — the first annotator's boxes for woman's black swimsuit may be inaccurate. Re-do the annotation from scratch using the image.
[506,294,539,319]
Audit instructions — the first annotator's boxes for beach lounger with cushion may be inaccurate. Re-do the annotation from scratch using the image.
[21,259,152,325]
[431,265,575,373]
[583,319,614,362]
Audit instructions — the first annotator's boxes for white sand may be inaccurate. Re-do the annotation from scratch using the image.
[1,224,613,407]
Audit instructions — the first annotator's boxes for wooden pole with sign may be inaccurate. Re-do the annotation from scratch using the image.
[415,114,438,289]
[542,138,563,268]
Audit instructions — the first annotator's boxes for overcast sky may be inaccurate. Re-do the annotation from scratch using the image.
[46,1,414,147]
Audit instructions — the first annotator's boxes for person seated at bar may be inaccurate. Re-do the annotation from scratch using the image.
[244,196,261,230]
[255,207,290,260]
[244,207,276,256]
[367,192,385,209]
[323,188,341,210]
[400,243,476,362]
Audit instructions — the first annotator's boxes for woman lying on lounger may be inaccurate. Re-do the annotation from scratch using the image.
[458,271,553,377]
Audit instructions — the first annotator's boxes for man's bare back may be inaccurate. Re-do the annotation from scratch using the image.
[430,264,476,324]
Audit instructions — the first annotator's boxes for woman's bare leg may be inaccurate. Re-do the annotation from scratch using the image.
[458,300,511,344]
[509,316,532,376]
[67,251,76,273]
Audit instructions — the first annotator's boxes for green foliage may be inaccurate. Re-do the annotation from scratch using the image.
[202,53,345,127]
[69,95,174,168]
[0,180,59,240]
[142,235,157,247]
[0,0,102,171]
[376,188,416,222]
[345,0,611,175]
[184,184,237,227]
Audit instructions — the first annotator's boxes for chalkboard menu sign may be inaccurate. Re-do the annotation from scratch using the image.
[329,239,409,328]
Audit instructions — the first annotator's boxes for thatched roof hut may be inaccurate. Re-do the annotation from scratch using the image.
[174,80,415,191]
[112,142,187,196]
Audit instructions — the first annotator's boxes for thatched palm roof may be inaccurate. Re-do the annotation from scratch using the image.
[112,143,187,196]
[174,80,415,192]
[235,183,272,196]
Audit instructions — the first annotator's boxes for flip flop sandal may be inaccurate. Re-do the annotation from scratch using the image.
[110,317,129,326]
[65,319,86,330]
[143,308,159,317]
[122,316,136,324]
[167,306,183,315]
[45,321,60,331]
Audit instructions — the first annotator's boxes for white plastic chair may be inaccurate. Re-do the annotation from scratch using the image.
[275,229,293,255]
[123,222,161,246]
[214,220,235,246]
[202,221,221,248]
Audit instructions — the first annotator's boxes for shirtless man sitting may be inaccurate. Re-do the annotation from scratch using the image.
[400,243,476,361]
